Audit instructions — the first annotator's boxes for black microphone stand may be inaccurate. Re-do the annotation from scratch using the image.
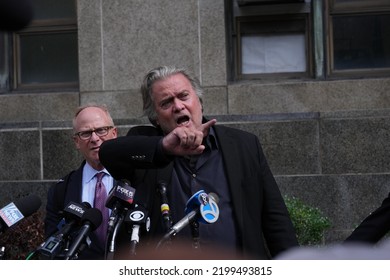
[105,213,124,260]
[190,220,200,250]
[156,181,174,251]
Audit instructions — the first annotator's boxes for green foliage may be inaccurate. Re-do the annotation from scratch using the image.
[284,196,331,246]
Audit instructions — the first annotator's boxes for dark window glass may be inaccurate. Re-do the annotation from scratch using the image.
[19,32,78,84]
[333,14,390,70]
[33,0,76,20]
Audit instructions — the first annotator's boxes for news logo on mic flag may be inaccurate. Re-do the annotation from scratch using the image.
[185,190,219,224]
[200,198,219,223]
[0,202,24,227]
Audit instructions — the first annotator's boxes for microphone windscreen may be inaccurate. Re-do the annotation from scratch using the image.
[0,0,34,31]
[81,208,102,231]
[13,194,42,217]
[82,202,92,209]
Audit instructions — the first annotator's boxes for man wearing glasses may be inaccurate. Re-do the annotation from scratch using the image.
[44,104,117,259]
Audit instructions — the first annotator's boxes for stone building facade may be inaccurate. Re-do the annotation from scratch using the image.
[1,0,390,244]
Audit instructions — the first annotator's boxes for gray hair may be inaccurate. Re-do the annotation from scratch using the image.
[141,66,203,127]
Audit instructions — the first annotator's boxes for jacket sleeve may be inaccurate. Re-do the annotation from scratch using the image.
[344,193,390,243]
[44,180,65,238]
[99,126,172,180]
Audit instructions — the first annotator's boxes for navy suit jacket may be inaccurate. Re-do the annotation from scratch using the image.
[44,161,106,260]
[99,124,299,259]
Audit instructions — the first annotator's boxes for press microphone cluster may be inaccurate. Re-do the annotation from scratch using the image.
[156,190,220,249]
[104,180,136,258]
[0,194,42,234]
[36,201,91,259]
[157,181,172,233]
[64,208,102,260]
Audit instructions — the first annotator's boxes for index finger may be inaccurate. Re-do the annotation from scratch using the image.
[200,118,217,135]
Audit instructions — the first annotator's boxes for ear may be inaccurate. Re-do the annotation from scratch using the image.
[111,127,118,137]
[73,136,81,150]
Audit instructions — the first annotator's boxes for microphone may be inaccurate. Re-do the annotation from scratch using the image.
[156,190,219,249]
[36,202,91,259]
[0,0,34,31]
[0,194,42,234]
[105,180,135,233]
[64,208,102,260]
[104,180,135,258]
[124,204,150,257]
[157,180,172,233]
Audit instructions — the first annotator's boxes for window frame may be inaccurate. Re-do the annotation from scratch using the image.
[326,1,390,79]
[230,0,313,81]
[11,4,78,92]
[330,0,390,12]
[13,19,78,91]
[235,14,313,80]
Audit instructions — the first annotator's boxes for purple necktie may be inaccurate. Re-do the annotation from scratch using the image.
[94,172,109,247]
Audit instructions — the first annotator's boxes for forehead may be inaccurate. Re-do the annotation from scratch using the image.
[151,73,193,97]
[75,107,109,127]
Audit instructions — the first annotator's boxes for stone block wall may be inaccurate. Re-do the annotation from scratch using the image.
[2,110,390,244]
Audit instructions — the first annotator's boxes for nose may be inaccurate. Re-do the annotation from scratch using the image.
[173,99,184,112]
[89,131,100,141]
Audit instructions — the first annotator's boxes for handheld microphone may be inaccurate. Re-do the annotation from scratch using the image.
[156,190,219,249]
[64,208,102,260]
[157,180,172,233]
[124,204,150,257]
[36,202,91,259]
[0,0,34,31]
[105,180,135,233]
[183,190,219,226]
[104,180,135,258]
[0,194,42,234]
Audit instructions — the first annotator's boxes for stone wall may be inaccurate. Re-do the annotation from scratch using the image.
[2,110,390,243]
[1,0,390,245]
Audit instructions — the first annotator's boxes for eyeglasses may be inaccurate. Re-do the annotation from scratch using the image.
[74,126,114,140]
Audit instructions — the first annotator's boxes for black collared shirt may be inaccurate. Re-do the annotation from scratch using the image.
[167,127,240,254]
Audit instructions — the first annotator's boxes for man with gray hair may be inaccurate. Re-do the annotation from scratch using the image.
[100,66,298,259]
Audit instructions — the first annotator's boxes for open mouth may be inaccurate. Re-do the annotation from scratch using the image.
[176,115,190,126]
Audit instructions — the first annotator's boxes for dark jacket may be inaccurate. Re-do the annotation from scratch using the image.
[44,161,105,260]
[99,124,299,259]
[345,192,390,243]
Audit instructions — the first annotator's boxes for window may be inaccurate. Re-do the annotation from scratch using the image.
[327,0,390,78]
[229,0,390,81]
[230,0,312,80]
[0,0,78,92]
[236,14,311,79]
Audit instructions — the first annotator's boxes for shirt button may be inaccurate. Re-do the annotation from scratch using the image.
[192,173,196,178]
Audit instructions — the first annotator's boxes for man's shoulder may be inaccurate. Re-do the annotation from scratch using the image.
[51,162,84,188]
[214,124,256,139]
[127,125,161,136]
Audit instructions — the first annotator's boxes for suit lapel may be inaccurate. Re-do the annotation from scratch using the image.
[64,162,84,206]
[213,126,244,228]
